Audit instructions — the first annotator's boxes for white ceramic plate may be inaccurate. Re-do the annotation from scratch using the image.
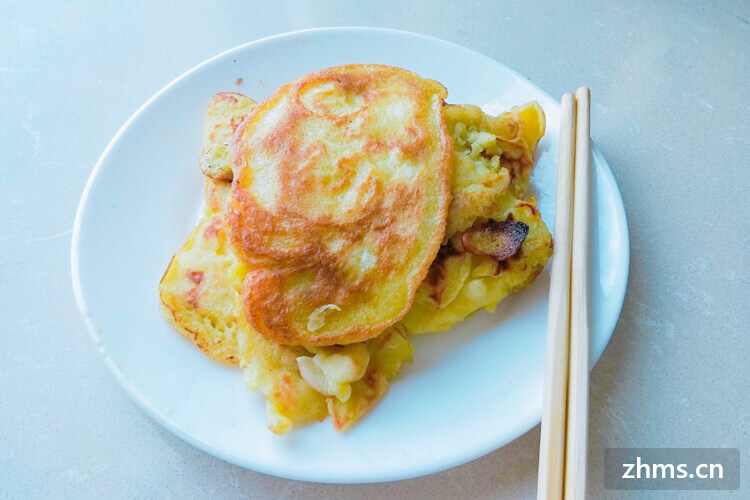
[72,28,629,483]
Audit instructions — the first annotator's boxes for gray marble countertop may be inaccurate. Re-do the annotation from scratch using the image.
[2,1,748,497]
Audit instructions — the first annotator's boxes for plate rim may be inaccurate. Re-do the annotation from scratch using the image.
[71,26,630,483]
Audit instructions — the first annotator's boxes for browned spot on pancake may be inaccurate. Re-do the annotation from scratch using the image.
[202,219,220,239]
[183,271,204,309]
[517,200,540,215]
[187,270,204,284]
[425,261,446,304]
[229,114,245,129]
[482,260,503,276]
[186,292,199,309]
[504,158,524,184]
[362,371,379,403]
[461,219,529,262]
[330,407,347,430]
[380,329,393,344]
[423,245,463,306]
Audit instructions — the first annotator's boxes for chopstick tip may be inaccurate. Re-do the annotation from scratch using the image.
[561,92,576,109]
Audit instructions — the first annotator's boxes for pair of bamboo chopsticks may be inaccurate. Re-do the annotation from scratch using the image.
[537,87,591,500]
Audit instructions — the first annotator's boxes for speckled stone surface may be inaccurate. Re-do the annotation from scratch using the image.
[1,1,748,497]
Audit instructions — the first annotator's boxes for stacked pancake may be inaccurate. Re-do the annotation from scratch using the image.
[159,65,552,434]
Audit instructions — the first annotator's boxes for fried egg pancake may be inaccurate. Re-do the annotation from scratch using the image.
[226,65,452,346]
[160,88,551,433]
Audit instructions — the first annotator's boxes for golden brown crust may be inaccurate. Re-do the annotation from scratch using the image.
[226,65,452,346]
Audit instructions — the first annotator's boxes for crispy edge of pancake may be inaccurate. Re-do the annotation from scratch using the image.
[400,197,553,334]
[226,65,453,346]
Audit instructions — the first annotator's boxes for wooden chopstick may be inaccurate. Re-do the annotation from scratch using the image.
[564,86,591,500]
[537,88,591,500]
[537,92,577,500]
